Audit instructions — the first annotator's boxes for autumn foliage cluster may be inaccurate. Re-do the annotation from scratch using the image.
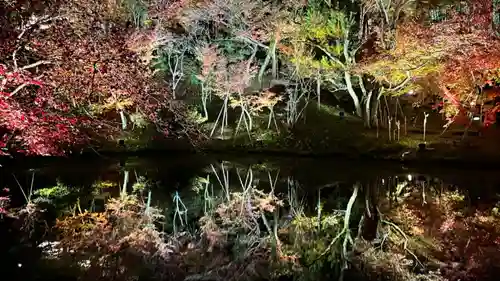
[0,0,174,155]
[359,0,500,128]
[3,0,500,156]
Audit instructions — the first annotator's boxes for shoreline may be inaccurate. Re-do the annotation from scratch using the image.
[2,144,500,170]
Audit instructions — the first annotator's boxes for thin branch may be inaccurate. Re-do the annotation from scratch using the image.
[235,36,269,50]
[314,44,346,69]
[9,83,28,97]
[382,219,424,268]
[7,75,43,98]
[21,60,52,70]
[387,71,411,92]
[13,15,62,70]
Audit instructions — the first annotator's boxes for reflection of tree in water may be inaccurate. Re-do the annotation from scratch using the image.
[3,160,500,281]
[384,180,500,281]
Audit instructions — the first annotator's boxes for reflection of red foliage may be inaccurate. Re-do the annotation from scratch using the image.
[391,191,500,281]
[0,189,10,215]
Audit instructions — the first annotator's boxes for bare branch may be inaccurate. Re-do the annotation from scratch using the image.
[13,15,62,70]
[387,70,411,92]
[8,83,28,98]
[7,75,43,98]
[235,36,269,50]
[21,60,52,70]
[315,44,346,69]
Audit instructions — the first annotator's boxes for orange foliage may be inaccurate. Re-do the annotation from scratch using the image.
[390,3,500,125]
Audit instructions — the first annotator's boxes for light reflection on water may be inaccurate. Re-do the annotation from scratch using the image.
[1,156,500,281]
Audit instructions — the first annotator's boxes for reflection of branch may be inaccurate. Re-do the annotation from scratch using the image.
[382,219,424,269]
[311,183,359,276]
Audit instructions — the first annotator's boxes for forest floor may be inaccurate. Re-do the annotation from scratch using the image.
[201,102,500,165]
[92,102,500,166]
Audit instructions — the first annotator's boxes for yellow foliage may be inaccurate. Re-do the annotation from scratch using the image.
[243,90,284,113]
[102,97,134,111]
[282,9,347,80]
[356,28,446,95]
[92,181,117,189]
[90,90,134,115]
[302,9,346,41]
[56,211,109,238]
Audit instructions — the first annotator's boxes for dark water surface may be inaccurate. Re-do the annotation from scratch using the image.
[1,154,500,281]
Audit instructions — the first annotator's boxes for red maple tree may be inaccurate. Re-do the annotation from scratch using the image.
[0,1,175,156]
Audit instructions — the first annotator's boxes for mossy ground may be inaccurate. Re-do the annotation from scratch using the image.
[203,102,402,156]
[93,100,500,165]
[195,101,500,163]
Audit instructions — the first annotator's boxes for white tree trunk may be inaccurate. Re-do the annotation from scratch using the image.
[119,110,127,130]
[365,90,373,127]
[344,71,362,117]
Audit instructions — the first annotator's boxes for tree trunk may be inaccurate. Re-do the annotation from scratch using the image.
[119,110,127,130]
[362,181,379,241]
[365,90,373,127]
[344,71,362,117]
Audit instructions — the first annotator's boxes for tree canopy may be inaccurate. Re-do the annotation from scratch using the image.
[1,0,500,155]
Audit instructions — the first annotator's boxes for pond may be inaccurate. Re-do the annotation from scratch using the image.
[1,154,500,281]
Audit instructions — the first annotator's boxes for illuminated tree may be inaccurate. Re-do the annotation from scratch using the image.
[357,0,500,130]
[0,1,177,155]
[281,8,365,117]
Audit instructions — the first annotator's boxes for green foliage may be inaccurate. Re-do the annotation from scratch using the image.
[32,182,79,215]
[186,105,208,124]
[494,0,500,36]
[217,39,254,63]
[301,8,349,62]
[426,1,470,23]
[152,38,202,95]
[255,129,280,145]
[303,9,347,42]
[92,180,117,190]
[287,8,350,82]
[290,54,341,76]
[358,42,445,96]
[190,176,210,193]
[34,182,71,202]
[493,203,500,217]
[281,213,344,279]
[129,112,149,129]
[446,190,465,203]
[153,46,186,73]
[132,176,150,193]
[428,8,447,22]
